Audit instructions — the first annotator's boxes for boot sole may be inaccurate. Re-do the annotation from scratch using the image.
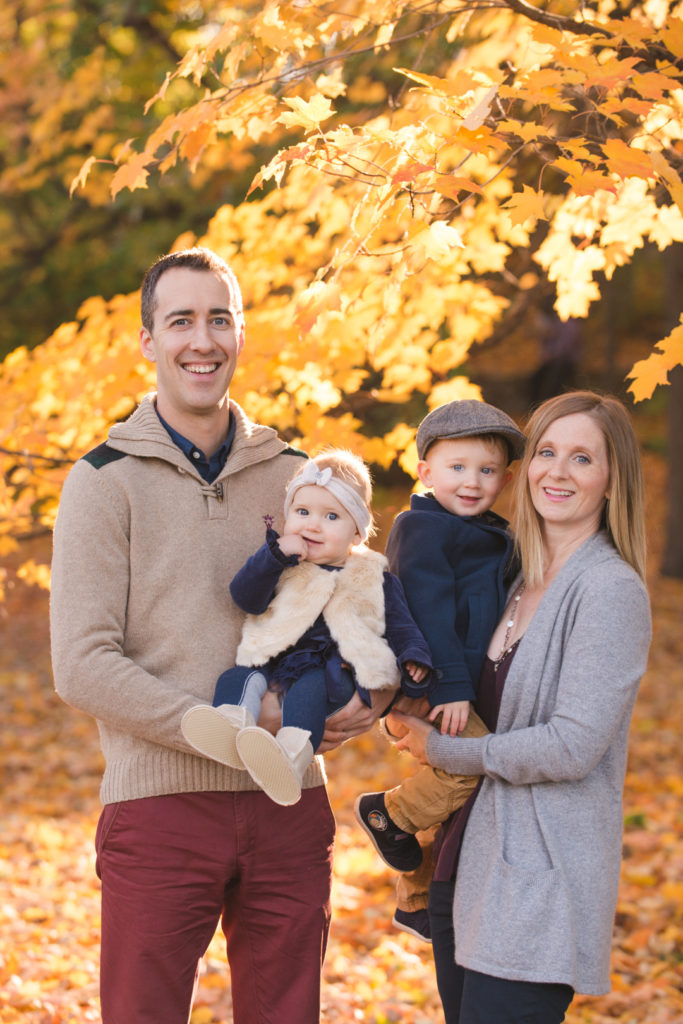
[236,728,302,806]
[181,706,245,769]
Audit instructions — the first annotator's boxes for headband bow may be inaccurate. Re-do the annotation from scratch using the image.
[284,461,372,542]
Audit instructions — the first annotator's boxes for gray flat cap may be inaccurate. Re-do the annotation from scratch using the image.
[416,399,525,462]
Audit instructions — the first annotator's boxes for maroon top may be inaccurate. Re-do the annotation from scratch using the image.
[432,640,520,882]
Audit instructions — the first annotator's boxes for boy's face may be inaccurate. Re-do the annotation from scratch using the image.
[417,437,511,517]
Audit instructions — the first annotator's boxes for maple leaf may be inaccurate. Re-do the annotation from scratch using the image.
[602,139,654,182]
[501,186,547,227]
[69,155,99,198]
[391,161,433,185]
[295,281,342,334]
[394,67,459,97]
[462,86,498,131]
[433,175,483,200]
[627,319,683,402]
[417,221,465,259]
[110,152,151,198]
[276,95,335,133]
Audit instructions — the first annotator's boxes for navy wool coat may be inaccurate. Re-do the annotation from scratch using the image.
[385,493,515,706]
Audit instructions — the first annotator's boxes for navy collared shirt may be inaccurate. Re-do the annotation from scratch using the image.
[156,408,236,483]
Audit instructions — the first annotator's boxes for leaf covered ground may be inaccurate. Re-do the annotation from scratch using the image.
[1,452,681,1024]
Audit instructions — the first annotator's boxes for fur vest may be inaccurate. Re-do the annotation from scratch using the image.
[236,547,400,692]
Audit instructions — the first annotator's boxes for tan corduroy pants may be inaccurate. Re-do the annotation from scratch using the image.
[386,709,488,911]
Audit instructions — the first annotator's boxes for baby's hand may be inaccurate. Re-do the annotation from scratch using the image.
[277,533,308,560]
[405,661,429,683]
[428,700,470,736]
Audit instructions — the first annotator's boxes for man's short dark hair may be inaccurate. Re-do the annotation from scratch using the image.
[140,247,243,333]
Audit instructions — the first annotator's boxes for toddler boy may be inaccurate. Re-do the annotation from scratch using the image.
[355,399,525,942]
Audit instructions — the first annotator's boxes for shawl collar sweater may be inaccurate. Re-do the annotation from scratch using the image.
[426,532,651,995]
[50,395,322,804]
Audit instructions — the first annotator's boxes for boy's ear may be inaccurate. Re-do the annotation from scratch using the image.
[501,469,512,490]
[416,460,433,489]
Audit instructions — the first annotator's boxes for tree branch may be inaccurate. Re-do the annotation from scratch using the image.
[0,446,76,466]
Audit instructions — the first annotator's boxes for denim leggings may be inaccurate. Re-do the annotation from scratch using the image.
[429,880,574,1024]
[214,664,356,750]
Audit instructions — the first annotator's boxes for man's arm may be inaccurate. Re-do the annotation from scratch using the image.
[50,460,203,754]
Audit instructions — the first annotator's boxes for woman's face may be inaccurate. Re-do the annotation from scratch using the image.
[528,412,611,538]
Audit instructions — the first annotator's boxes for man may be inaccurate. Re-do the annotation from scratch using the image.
[50,248,380,1023]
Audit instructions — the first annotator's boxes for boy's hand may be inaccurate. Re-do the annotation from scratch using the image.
[405,661,429,683]
[428,699,470,736]
[276,533,308,559]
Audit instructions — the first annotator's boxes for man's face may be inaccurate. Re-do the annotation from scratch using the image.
[139,267,244,428]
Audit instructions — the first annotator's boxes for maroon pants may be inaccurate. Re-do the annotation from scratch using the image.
[95,788,335,1024]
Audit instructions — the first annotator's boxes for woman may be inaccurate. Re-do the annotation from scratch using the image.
[388,391,651,1024]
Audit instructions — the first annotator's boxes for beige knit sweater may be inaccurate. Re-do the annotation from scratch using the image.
[50,395,326,804]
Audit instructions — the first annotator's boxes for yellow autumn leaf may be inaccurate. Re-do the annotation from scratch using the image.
[661,18,683,62]
[417,221,465,260]
[110,151,150,198]
[69,155,99,198]
[501,185,547,227]
[427,378,482,409]
[276,95,335,133]
[602,138,654,181]
[627,319,683,402]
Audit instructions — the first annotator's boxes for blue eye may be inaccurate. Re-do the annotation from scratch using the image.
[295,507,309,516]
[326,512,338,521]
[575,454,590,464]
[452,463,464,472]
[482,467,492,475]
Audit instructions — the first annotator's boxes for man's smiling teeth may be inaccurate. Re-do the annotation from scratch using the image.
[184,363,219,374]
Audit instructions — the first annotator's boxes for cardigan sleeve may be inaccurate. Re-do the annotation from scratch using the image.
[50,460,206,754]
[426,567,651,782]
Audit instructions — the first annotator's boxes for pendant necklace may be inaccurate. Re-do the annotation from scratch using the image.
[494,580,526,670]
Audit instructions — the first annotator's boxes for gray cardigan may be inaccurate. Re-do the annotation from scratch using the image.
[427,532,651,995]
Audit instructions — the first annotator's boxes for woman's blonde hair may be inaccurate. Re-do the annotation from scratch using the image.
[513,391,646,584]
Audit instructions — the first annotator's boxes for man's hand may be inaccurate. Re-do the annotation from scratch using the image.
[429,699,470,736]
[318,689,389,752]
[256,689,282,735]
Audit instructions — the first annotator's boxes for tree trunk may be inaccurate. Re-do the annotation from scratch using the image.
[660,244,683,578]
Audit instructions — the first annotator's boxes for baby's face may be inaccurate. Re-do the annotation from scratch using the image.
[417,437,510,517]
[283,484,361,565]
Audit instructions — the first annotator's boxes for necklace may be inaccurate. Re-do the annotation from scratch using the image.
[494,580,526,670]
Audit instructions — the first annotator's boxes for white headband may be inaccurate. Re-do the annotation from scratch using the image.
[283,461,372,542]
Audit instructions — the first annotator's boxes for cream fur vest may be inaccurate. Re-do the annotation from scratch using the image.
[236,547,400,692]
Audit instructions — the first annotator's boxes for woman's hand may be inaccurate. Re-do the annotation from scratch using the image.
[385,711,434,765]
[318,690,388,752]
